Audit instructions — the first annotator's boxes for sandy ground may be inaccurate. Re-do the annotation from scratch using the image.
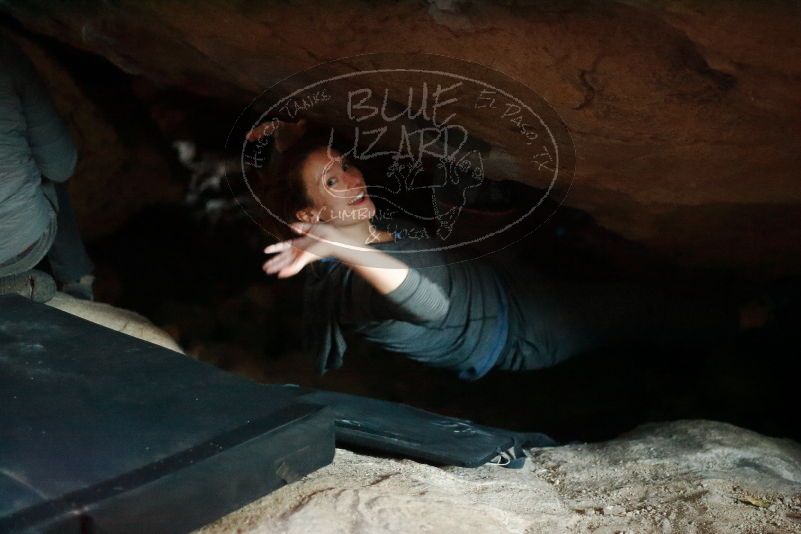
[196,420,801,534]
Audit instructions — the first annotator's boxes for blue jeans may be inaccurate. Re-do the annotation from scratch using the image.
[46,181,94,283]
[495,266,741,371]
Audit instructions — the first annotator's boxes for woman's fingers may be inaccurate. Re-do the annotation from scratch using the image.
[263,239,296,274]
[277,262,306,278]
[277,249,318,278]
[264,240,293,254]
[263,236,315,275]
[268,249,305,278]
[271,240,329,278]
[263,233,313,256]
[262,230,334,278]
[263,251,296,274]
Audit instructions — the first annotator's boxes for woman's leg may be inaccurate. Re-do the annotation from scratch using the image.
[500,271,742,371]
[46,181,95,297]
[0,211,57,303]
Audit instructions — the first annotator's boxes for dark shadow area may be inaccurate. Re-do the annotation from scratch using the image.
[6,18,800,446]
[89,197,801,444]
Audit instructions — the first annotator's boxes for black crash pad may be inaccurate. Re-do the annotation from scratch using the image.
[280,386,557,468]
[0,295,334,533]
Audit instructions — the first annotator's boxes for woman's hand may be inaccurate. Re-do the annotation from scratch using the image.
[262,222,344,279]
[264,222,410,295]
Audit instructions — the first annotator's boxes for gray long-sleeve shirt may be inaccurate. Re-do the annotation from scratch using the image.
[303,231,513,380]
[0,37,77,263]
[302,226,745,379]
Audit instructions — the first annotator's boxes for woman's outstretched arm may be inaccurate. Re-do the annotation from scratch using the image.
[263,222,408,293]
[263,222,449,323]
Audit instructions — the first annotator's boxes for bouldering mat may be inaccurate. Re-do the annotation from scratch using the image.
[270,385,558,468]
[0,295,334,534]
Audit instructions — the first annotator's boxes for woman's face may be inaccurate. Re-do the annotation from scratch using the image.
[297,147,375,226]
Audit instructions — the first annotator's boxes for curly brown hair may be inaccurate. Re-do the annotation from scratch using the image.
[251,123,346,241]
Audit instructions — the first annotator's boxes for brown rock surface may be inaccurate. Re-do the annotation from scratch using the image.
[2,1,800,274]
[0,26,183,240]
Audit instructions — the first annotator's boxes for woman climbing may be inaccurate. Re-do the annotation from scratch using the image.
[249,119,775,381]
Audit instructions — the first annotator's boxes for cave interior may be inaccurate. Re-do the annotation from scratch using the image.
[1,4,800,447]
